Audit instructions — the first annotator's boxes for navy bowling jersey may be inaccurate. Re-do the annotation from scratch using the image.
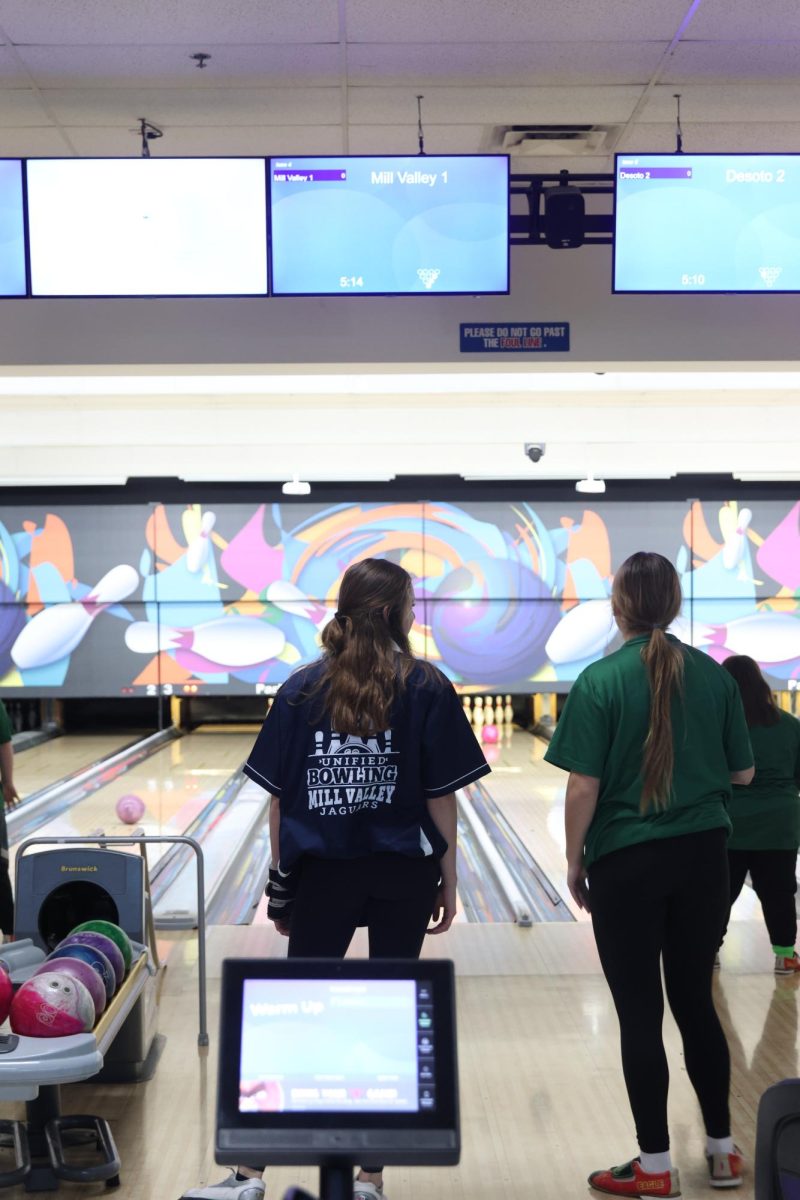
[243,660,491,870]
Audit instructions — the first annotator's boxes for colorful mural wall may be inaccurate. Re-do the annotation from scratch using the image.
[0,498,797,696]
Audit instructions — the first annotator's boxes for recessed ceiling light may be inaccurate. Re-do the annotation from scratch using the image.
[282,474,311,496]
[575,475,606,494]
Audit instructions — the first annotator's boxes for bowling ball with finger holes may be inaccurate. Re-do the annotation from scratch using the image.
[32,955,106,1019]
[71,919,133,974]
[115,792,145,825]
[10,971,95,1037]
[0,965,12,1024]
[57,930,125,987]
[47,944,115,1002]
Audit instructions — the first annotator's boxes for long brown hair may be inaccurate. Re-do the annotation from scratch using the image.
[314,558,418,735]
[722,655,780,728]
[612,552,684,813]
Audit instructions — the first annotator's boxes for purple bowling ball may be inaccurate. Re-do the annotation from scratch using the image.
[47,944,115,1001]
[57,933,124,988]
[33,955,106,1018]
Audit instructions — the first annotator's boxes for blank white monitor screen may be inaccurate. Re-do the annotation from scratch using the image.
[614,153,800,292]
[270,155,509,295]
[27,158,268,296]
[0,160,26,295]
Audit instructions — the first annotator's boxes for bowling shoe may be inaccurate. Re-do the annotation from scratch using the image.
[353,1184,386,1200]
[588,1158,681,1197]
[706,1146,744,1188]
[774,952,800,975]
[179,1173,265,1199]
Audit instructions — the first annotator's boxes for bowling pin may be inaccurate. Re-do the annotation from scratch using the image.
[721,507,752,570]
[11,564,139,671]
[186,511,216,574]
[462,695,472,720]
[545,599,616,665]
[473,696,484,729]
[504,695,514,725]
[711,611,800,664]
[485,696,495,725]
[125,615,285,669]
[265,580,330,627]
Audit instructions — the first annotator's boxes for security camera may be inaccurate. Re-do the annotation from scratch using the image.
[525,443,546,464]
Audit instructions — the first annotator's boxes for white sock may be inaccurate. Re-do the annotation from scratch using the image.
[706,1136,735,1156]
[640,1151,672,1173]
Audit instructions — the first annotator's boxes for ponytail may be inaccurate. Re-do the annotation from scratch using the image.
[612,552,684,813]
[639,627,685,812]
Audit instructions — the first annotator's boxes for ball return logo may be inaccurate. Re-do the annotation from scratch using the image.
[307,730,398,815]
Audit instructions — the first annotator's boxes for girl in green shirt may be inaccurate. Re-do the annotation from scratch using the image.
[546,552,754,1199]
[721,655,800,975]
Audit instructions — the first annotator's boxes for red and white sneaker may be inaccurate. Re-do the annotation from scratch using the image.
[774,953,800,976]
[588,1158,681,1198]
[707,1146,744,1188]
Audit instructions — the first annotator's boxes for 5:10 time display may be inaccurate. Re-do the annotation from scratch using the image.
[681,273,706,287]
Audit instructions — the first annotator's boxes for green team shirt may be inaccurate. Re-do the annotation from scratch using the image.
[728,710,800,851]
[544,635,753,869]
[0,700,11,745]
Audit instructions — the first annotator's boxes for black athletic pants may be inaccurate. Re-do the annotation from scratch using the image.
[0,860,12,936]
[724,847,798,950]
[244,852,441,1176]
[588,828,732,1153]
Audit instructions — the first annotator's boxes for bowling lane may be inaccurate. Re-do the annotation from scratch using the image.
[488,729,769,925]
[8,728,258,878]
[12,732,148,800]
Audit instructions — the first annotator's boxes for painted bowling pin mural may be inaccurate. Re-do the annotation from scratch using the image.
[0,497,796,693]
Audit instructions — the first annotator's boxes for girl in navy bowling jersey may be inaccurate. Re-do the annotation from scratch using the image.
[182,557,489,1200]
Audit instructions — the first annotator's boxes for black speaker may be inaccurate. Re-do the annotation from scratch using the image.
[544,185,585,248]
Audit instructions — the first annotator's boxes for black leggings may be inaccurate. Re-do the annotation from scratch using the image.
[724,847,798,950]
[0,860,13,937]
[244,852,441,1176]
[588,829,731,1153]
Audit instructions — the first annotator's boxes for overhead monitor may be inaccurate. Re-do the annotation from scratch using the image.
[614,153,800,293]
[269,155,509,295]
[216,958,459,1167]
[0,160,27,296]
[26,158,268,297]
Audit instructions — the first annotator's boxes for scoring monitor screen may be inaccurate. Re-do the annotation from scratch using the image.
[26,158,268,296]
[269,154,509,295]
[239,977,436,1114]
[614,153,800,293]
[0,159,26,296]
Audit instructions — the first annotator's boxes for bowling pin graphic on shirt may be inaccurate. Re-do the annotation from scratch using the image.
[11,564,139,671]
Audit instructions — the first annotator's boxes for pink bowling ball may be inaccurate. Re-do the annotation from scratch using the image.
[32,956,106,1018]
[115,793,145,825]
[481,723,499,745]
[0,966,12,1025]
[10,971,95,1037]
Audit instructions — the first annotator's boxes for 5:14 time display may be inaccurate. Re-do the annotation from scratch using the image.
[339,275,364,288]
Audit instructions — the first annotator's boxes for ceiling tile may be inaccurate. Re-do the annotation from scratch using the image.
[64,124,346,156]
[0,126,77,154]
[0,89,52,125]
[686,0,800,41]
[643,82,800,122]
[665,40,800,83]
[15,43,343,87]
[347,40,667,85]
[43,86,342,126]
[347,123,488,154]
[0,0,340,44]
[619,121,800,153]
[345,0,695,43]
[348,85,642,125]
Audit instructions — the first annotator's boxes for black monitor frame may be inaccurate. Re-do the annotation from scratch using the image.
[215,957,459,1168]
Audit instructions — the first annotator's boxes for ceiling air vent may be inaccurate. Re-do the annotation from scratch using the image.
[483,124,621,156]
